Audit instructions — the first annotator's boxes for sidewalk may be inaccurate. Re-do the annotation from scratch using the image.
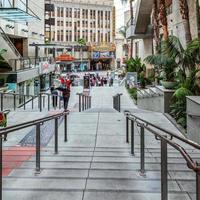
[2,86,198,200]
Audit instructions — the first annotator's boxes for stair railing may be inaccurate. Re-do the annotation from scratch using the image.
[124,110,200,200]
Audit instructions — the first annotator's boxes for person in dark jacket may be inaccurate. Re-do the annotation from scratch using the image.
[57,85,70,111]
[50,84,58,109]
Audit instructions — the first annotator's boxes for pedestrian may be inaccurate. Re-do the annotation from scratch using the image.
[50,84,58,109]
[57,85,70,111]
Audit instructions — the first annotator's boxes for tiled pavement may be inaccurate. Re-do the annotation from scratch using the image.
[2,86,199,200]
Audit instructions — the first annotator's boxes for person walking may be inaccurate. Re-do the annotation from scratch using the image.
[57,85,70,111]
[50,84,58,109]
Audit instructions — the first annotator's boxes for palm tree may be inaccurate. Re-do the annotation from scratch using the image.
[159,0,169,40]
[78,38,86,71]
[152,0,160,53]
[179,0,192,44]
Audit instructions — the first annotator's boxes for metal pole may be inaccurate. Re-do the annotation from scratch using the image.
[126,116,129,143]
[89,96,91,108]
[55,118,58,154]
[23,95,26,110]
[43,96,45,108]
[0,137,2,200]
[84,96,87,110]
[161,138,168,200]
[118,95,121,112]
[79,94,81,112]
[131,120,134,155]
[196,171,200,200]
[140,126,145,175]
[64,114,67,142]
[36,124,41,172]
[39,94,42,112]
[82,95,84,111]
[14,93,16,111]
[48,94,50,111]
[0,94,3,111]
[32,96,34,110]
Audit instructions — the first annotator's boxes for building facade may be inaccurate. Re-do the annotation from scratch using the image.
[126,0,200,71]
[45,0,116,70]
[0,0,55,101]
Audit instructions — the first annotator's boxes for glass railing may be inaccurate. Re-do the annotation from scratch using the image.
[8,57,55,72]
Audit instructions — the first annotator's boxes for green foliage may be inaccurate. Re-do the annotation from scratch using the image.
[170,87,193,128]
[144,54,177,81]
[78,38,86,46]
[125,57,146,73]
[127,88,137,101]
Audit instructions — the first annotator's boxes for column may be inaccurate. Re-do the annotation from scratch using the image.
[72,7,75,42]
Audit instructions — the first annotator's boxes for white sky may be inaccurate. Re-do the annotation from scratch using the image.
[114,0,128,30]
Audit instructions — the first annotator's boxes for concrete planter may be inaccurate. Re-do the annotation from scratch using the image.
[161,81,177,89]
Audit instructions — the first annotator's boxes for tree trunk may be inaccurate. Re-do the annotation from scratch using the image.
[130,0,134,58]
[152,0,160,53]
[179,0,192,44]
[159,0,169,40]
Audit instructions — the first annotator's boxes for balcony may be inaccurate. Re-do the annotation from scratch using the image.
[126,0,154,39]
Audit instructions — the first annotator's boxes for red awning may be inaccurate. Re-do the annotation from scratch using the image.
[56,54,75,62]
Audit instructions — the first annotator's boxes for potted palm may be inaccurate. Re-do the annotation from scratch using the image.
[145,54,178,89]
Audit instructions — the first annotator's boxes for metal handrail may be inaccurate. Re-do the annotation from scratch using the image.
[125,110,200,149]
[0,26,21,58]
[124,110,200,200]
[0,111,69,200]
[76,93,92,112]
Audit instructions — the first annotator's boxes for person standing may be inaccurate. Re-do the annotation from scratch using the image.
[50,84,58,109]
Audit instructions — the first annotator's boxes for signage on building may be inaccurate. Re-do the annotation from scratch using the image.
[39,61,49,74]
[92,51,115,59]
[91,42,116,52]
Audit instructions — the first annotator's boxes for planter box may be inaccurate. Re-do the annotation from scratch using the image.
[187,96,200,144]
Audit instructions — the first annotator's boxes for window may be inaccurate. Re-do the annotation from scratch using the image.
[61,7,64,17]
[66,30,69,41]
[57,30,60,41]
[57,7,60,17]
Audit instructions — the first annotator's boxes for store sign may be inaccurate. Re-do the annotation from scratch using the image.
[39,61,49,74]
[92,51,115,59]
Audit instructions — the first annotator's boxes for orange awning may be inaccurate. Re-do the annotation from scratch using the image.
[56,54,75,62]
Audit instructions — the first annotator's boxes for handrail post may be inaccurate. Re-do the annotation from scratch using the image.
[59,97,61,109]
[118,94,121,112]
[43,95,45,108]
[0,93,3,111]
[64,114,67,142]
[131,120,134,155]
[36,123,41,172]
[161,138,168,200]
[23,95,26,110]
[48,94,50,111]
[82,95,84,111]
[55,118,58,154]
[140,126,145,175]
[32,96,34,109]
[196,167,200,200]
[77,93,82,112]
[126,115,129,143]
[13,93,16,111]
[0,136,2,200]
[39,93,42,112]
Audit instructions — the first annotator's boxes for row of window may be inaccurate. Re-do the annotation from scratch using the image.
[53,7,111,20]
[57,21,111,29]
[50,31,111,43]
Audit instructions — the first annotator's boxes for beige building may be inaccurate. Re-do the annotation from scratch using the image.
[45,0,116,70]
[126,0,200,62]
[0,0,55,98]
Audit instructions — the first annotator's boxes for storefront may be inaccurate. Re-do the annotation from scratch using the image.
[90,43,116,70]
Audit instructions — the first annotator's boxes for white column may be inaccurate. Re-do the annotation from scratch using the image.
[95,10,98,43]
[110,10,113,43]
[80,8,83,38]
[55,7,58,42]
[88,9,91,42]
[103,10,105,42]
[63,7,66,42]
[72,7,75,42]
